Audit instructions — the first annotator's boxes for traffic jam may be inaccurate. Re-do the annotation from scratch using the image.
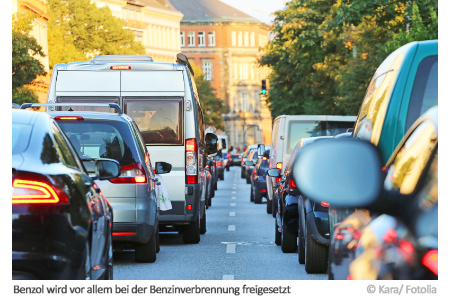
[12,39,438,281]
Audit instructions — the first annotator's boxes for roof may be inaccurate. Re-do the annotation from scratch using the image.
[129,0,180,13]
[170,0,261,23]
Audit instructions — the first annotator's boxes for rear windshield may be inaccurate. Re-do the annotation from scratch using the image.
[56,97,119,113]
[124,98,183,146]
[287,121,355,153]
[12,123,32,154]
[56,120,140,169]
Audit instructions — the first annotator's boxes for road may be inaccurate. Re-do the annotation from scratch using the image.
[113,167,327,280]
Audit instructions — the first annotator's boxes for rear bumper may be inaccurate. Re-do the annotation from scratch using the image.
[306,211,330,245]
[254,179,267,196]
[113,222,155,244]
[159,183,201,226]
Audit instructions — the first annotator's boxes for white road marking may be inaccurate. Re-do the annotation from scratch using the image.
[232,191,236,194]
[232,196,236,199]
[226,244,236,253]
[222,275,235,280]
[230,203,236,206]
[228,225,236,231]
[232,187,236,189]
[229,212,235,217]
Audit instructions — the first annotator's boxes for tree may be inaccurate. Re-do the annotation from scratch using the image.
[12,12,46,104]
[48,0,145,69]
[191,64,229,130]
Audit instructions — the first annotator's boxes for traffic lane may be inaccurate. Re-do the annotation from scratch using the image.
[113,167,326,280]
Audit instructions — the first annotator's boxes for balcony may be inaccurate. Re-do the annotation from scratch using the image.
[125,19,148,30]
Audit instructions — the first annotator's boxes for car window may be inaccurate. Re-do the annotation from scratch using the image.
[12,123,32,155]
[124,98,183,146]
[131,121,154,175]
[406,56,438,129]
[51,122,82,170]
[384,120,437,195]
[270,119,280,155]
[57,120,140,172]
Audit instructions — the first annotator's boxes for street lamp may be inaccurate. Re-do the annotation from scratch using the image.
[243,124,259,148]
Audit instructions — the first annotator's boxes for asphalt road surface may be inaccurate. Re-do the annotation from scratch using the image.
[113,167,327,280]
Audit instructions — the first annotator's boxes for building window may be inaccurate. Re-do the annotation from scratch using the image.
[180,32,185,47]
[123,7,142,21]
[231,31,236,46]
[244,32,249,46]
[198,32,205,46]
[208,31,216,46]
[233,63,238,80]
[202,59,213,81]
[241,93,249,111]
[188,31,195,46]
[238,31,243,47]
[240,63,248,80]
[250,32,255,47]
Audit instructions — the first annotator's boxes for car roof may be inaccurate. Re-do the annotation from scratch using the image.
[12,109,50,125]
[47,110,133,123]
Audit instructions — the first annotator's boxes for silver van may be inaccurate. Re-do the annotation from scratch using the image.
[266,115,357,216]
[46,54,216,244]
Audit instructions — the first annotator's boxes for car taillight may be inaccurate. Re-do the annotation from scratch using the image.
[422,249,438,276]
[217,162,223,167]
[54,116,84,121]
[290,179,297,188]
[276,177,281,183]
[12,179,68,204]
[321,202,330,207]
[263,157,267,160]
[109,163,147,184]
[186,138,198,184]
[276,162,282,170]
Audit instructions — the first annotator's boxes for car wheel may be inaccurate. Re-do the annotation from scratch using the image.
[298,221,305,264]
[250,185,255,202]
[281,215,297,253]
[275,219,281,246]
[304,219,328,273]
[272,196,277,218]
[220,174,224,180]
[210,185,215,199]
[214,179,218,191]
[156,225,160,254]
[267,198,272,214]
[254,191,263,204]
[183,214,200,244]
[135,232,157,263]
[246,175,251,184]
[241,167,245,178]
[200,207,206,234]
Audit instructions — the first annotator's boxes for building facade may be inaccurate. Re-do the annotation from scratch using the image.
[93,0,183,62]
[171,0,272,150]
[12,0,51,103]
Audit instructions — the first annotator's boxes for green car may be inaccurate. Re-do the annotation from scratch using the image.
[354,39,438,163]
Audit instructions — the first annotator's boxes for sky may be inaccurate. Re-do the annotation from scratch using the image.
[220,0,288,24]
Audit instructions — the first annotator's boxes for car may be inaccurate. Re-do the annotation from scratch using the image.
[240,145,257,178]
[12,109,120,279]
[293,106,438,280]
[207,156,218,193]
[46,54,218,244]
[245,149,259,184]
[250,148,270,204]
[42,104,173,262]
[266,115,356,222]
[204,168,213,208]
[328,40,438,276]
[214,151,225,181]
[229,154,241,166]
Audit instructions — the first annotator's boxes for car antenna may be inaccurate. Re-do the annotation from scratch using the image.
[68,107,74,111]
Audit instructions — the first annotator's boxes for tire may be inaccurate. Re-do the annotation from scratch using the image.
[266,198,272,214]
[254,191,263,204]
[210,185,215,199]
[183,214,200,244]
[272,195,277,218]
[250,185,255,202]
[214,179,218,191]
[220,174,224,180]
[200,207,206,234]
[304,219,328,273]
[241,167,245,178]
[275,219,281,246]
[281,215,297,253]
[135,232,157,263]
[298,220,305,264]
[226,166,230,171]
[246,175,251,184]
[156,225,160,254]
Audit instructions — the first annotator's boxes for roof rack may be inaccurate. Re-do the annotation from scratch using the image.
[92,55,153,62]
[176,53,194,76]
[20,103,123,115]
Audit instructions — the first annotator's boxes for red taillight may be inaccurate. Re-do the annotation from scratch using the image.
[321,202,330,207]
[289,179,297,188]
[186,138,198,184]
[187,204,192,210]
[262,157,267,160]
[276,162,282,170]
[241,158,243,162]
[382,166,386,171]
[12,179,68,204]
[422,249,438,276]
[110,65,131,70]
[112,232,135,236]
[109,163,147,184]
[336,233,344,240]
[54,116,84,121]
[217,162,223,167]
[276,177,281,183]
[260,189,267,193]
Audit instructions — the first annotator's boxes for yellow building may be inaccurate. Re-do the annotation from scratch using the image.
[92,0,183,62]
[12,0,50,103]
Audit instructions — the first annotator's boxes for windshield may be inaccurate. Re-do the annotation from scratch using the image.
[56,120,140,171]
[124,98,183,145]
[287,120,354,153]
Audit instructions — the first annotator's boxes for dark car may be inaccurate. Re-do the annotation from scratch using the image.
[207,157,218,192]
[12,109,120,279]
[44,104,173,261]
[245,150,259,184]
[229,154,241,166]
[293,106,438,280]
[214,151,225,181]
[250,149,270,204]
[241,145,257,178]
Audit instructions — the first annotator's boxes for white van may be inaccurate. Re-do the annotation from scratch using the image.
[266,115,356,215]
[46,54,216,244]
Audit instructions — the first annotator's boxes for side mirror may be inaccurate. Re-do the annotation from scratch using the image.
[292,139,383,208]
[257,144,265,157]
[245,161,253,166]
[205,133,218,156]
[267,168,281,177]
[95,159,121,180]
[155,162,172,174]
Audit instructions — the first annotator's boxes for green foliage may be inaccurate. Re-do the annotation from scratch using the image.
[12,86,39,105]
[259,0,438,118]
[12,12,46,104]
[192,64,229,130]
[48,0,145,69]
